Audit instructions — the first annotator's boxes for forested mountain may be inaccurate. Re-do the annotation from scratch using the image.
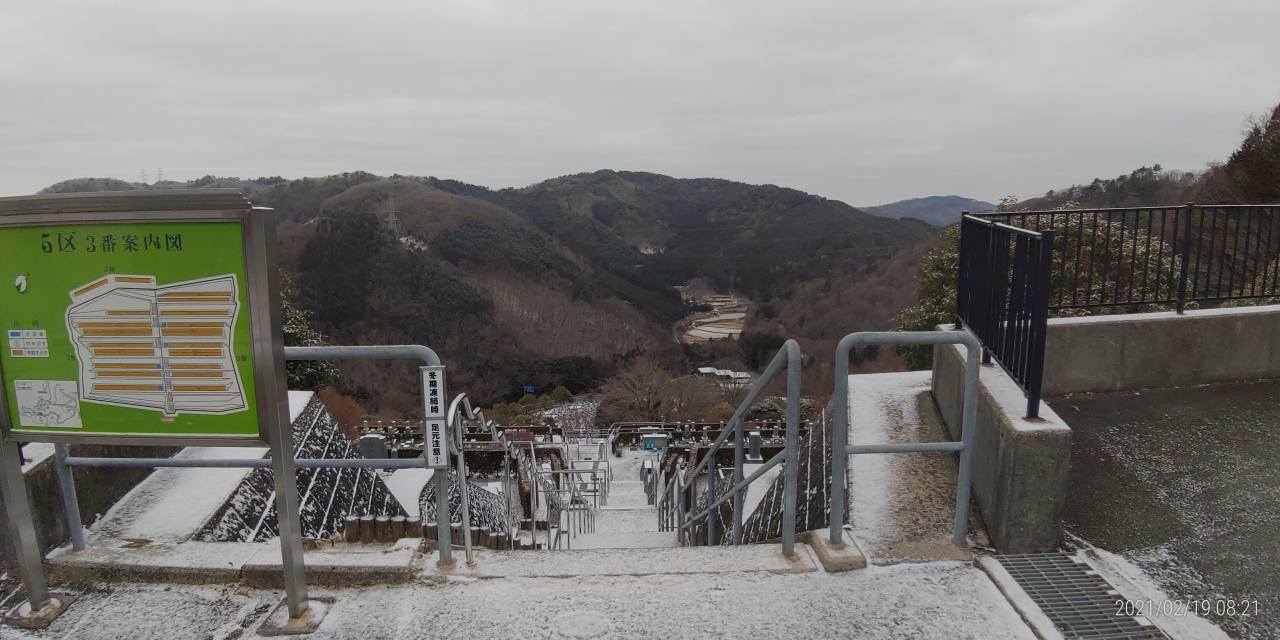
[1017,165,1199,210]
[485,170,932,298]
[38,171,932,413]
[863,195,996,226]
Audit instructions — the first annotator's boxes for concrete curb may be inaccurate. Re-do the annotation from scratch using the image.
[48,539,423,587]
[801,528,867,572]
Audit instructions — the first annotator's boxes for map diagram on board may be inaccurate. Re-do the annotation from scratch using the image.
[14,380,82,428]
[65,273,247,418]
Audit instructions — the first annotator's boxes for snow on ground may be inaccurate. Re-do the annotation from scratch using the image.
[382,468,433,518]
[846,371,929,547]
[288,390,315,422]
[0,560,1036,639]
[18,442,53,473]
[1077,541,1231,640]
[90,445,268,543]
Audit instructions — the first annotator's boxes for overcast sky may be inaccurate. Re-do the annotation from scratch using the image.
[3,1,1278,205]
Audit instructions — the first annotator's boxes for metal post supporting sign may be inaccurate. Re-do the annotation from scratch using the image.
[421,364,452,566]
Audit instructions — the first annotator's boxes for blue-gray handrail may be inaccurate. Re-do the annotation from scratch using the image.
[53,344,462,564]
[829,330,981,548]
[658,339,802,556]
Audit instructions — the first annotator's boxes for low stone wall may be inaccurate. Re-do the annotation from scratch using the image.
[1044,304,1280,394]
[0,444,178,575]
[931,340,1071,553]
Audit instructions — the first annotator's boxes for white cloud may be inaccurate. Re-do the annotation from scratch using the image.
[2,0,1277,204]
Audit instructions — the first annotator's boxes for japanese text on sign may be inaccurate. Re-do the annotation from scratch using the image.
[422,366,448,468]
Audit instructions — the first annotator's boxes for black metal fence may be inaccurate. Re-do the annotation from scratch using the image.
[957,215,1053,418]
[971,204,1280,312]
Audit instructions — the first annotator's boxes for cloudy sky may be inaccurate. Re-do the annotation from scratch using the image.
[3,0,1278,205]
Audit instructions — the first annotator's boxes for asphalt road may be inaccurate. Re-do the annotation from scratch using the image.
[1052,379,1280,640]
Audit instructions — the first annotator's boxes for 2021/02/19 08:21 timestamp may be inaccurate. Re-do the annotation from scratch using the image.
[1116,598,1260,618]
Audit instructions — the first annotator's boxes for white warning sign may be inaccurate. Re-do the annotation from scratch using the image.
[422,366,448,468]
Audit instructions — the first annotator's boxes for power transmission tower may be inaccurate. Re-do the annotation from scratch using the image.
[386,194,401,237]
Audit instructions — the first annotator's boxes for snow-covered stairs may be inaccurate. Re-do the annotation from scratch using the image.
[568,452,676,550]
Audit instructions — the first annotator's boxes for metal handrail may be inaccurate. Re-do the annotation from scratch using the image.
[658,339,802,556]
[829,330,981,548]
[446,393,478,566]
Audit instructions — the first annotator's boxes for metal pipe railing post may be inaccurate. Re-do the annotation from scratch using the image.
[731,417,744,545]
[781,341,801,558]
[54,444,86,552]
[705,453,717,546]
[676,470,686,545]
[952,335,981,546]
[1176,202,1195,314]
[829,339,850,546]
[1024,230,1054,419]
[451,407,475,566]
[956,211,970,326]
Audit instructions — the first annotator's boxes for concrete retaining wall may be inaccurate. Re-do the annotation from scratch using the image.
[932,340,1071,553]
[1044,304,1280,394]
[0,444,177,574]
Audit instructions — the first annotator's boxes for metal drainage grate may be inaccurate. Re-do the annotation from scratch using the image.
[996,553,1168,640]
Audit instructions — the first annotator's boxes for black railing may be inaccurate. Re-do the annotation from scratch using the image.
[957,215,1053,418]
[970,204,1280,312]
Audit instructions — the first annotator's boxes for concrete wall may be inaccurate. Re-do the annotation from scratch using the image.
[932,340,1071,553]
[0,444,177,575]
[1044,304,1280,394]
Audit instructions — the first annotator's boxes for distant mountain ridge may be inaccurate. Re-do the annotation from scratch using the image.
[863,195,996,226]
[38,170,933,411]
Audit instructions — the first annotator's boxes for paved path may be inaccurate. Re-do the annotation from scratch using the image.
[0,560,1036,640]
[1055,379,1280,640]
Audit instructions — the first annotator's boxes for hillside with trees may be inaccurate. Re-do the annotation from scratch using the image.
[39,171,931,416]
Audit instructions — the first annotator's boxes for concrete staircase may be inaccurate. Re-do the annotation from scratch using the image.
[569,452,677,550]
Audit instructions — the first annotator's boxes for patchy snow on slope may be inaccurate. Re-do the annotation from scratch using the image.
[19,442,54,473]
[383,468,433,518]
[288,390,315,423]
[742,462,781,517]
[91,446,268,543]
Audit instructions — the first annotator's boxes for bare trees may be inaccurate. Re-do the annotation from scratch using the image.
[595,360,734,425]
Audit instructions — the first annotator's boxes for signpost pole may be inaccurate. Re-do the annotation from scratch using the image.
[422,365,451,567]
[0,437,50,607]
[246,209,311,621]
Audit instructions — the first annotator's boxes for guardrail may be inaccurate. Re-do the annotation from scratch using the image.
[656,340,802,556]
[957,214,1053,418]
[51,345,486,569]
[970,204,1280,313]
[829,330,981,547]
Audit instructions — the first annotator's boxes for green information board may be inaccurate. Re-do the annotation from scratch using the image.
[0,218,261,441]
